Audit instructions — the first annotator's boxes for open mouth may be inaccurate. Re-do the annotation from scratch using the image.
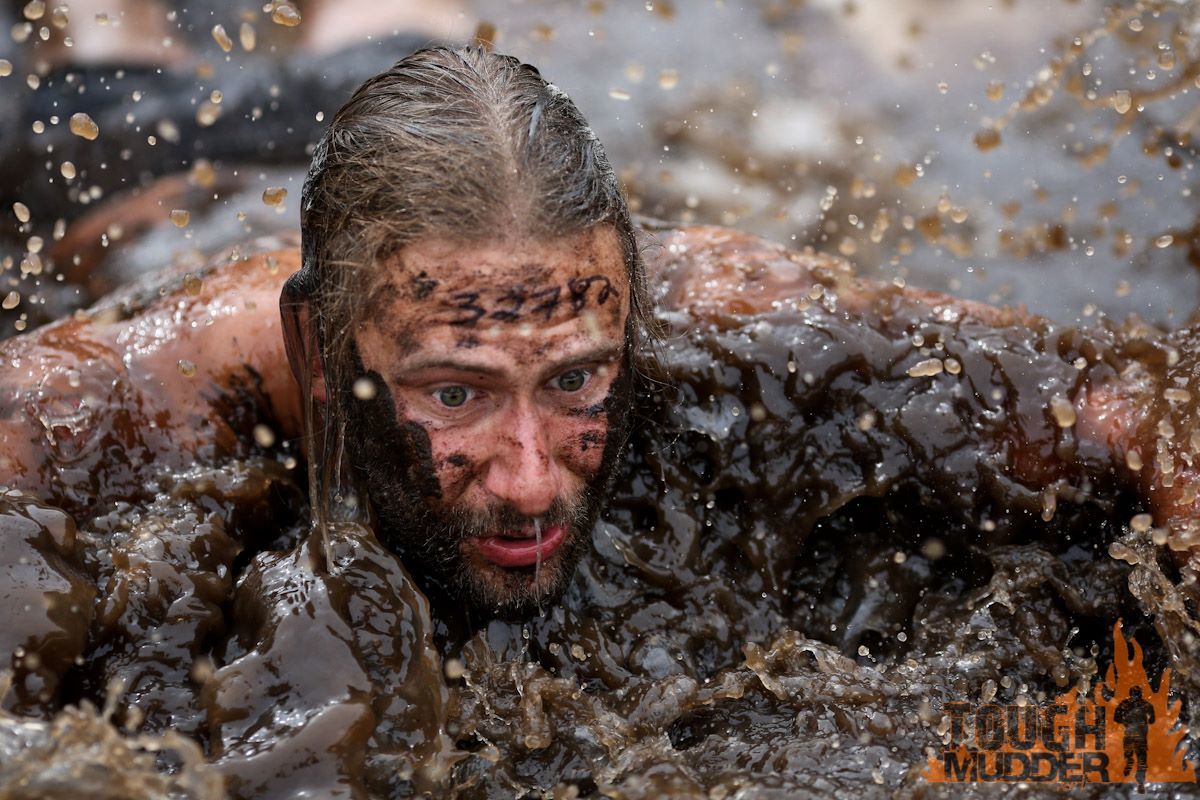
[472,524,568,568]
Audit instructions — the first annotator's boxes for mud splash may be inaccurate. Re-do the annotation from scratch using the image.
[2,227,1198,798]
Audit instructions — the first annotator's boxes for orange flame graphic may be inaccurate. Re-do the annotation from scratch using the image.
[925,621,1196,785]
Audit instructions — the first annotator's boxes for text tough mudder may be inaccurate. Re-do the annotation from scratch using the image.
[925,625,1196,789]
[939,701,1111,783]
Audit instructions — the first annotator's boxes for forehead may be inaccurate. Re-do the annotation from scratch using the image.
[359,226,629,363]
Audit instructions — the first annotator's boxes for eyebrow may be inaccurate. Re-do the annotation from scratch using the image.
[395,344,624,383]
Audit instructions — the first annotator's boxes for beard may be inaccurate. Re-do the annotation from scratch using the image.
[341,360,633,620]
[367,462,597,619]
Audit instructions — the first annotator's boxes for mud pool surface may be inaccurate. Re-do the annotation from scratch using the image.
[2,226,1200,798]
[3,0,1200,798]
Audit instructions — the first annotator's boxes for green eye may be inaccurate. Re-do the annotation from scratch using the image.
[557,369,589,392]
[436,386,470,407]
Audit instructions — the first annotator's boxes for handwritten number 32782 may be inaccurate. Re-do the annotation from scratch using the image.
[449,275,616,326]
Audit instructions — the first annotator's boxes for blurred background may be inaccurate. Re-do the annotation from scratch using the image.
[1,0,1197,337]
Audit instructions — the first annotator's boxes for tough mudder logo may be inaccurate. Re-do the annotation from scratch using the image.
[925,623,1196,788]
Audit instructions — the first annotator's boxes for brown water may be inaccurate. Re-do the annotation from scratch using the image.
[3,227,1199,798]
[4,0,1200,796]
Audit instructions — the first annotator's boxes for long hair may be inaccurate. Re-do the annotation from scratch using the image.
[280,45,654,547]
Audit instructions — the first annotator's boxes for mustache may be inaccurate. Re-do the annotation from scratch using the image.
[438,493,587,541]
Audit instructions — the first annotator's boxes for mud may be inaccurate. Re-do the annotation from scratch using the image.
[2,226,1198,798]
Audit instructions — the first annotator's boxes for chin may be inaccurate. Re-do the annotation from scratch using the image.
[457,531,584,619]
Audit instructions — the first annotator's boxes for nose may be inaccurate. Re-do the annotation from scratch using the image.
[481,399,564,517]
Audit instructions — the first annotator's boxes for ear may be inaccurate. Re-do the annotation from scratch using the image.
[280,279,328,404]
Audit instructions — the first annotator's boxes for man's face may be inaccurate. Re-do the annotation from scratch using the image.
[346,226,632,617]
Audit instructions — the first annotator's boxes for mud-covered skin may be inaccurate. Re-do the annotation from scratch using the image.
[0,240,303,520]
[348,229,633,617]
[2,226,1199,797]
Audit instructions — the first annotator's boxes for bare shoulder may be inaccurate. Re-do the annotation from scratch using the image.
[645,226,837,323]
[643,225,1040,330]
[0,245,301,511]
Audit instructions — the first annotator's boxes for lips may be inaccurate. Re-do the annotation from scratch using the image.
[474,524,567,568]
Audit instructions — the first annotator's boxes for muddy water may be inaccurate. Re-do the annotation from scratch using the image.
[2,227,1198,798]
[3,0,1200,796]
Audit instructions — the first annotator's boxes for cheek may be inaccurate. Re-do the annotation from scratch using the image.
[425,429,484,501]
[554,417,609,476]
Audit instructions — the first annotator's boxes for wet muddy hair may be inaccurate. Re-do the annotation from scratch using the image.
[281,45,653,538]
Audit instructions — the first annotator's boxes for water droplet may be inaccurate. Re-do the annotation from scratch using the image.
[608,87,631,101]
[189,159,216,189]
[169,209,190,228]
[658,69,679,90]
[12,202,30,223]
[261,186,287,206]
[1155,234,1173,248]
[1112,90,1132,114]
[921,538,946,560]
[907,358,944,378]
[1,291,19,310]
[353,377,377,400]
[936,81,948,94]
[270,2,301,26]
[183,274,203,296]
[59,161,75,179]
[253,424,276,448]
[1049,396,1076,428]
[0,59,11,77]
[69,112,99,140]
[974,127,1001,151]
[1041,490,1056,522]
[239,22,256,51]
[211,24,233,52]
[1130,513,1153,533]
[893,163,918,187]
[176,359,197,377]
[195,102,221,127]
[157,119,181,143]
[986,80,1004,101]
[22,0,44,21]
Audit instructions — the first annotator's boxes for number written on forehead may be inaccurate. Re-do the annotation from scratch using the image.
[446,275,618,327]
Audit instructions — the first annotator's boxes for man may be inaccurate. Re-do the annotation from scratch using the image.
[1115,686,1155,790]
[1,44,1198,796]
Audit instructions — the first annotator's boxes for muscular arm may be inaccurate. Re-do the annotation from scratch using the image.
[649,226,1187,572]
[0,247,302,517]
